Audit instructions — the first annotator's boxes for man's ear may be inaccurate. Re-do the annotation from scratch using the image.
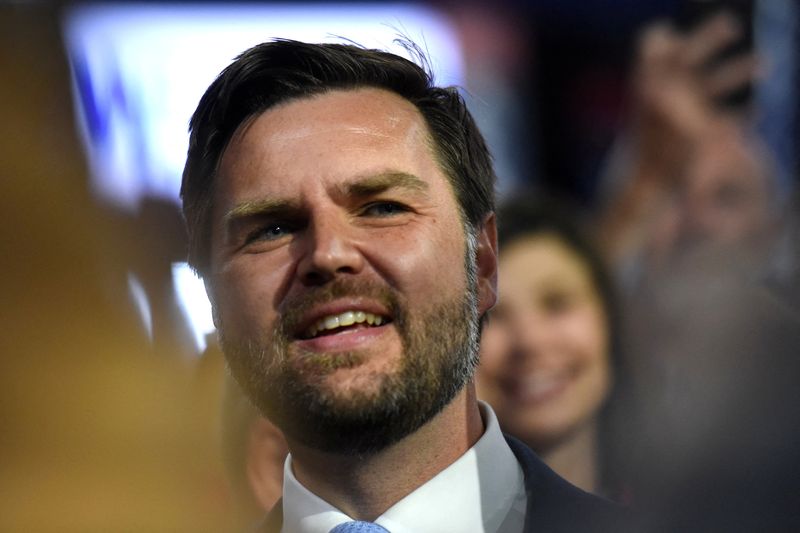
[203,277,220,329]
[475,212,498,316]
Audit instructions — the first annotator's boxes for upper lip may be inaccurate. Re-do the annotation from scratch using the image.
[291,298,393,339]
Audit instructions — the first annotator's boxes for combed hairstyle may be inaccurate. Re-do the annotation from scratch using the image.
[181,39,496,276]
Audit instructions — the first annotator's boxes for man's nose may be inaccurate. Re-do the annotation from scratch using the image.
[297,213,364,285]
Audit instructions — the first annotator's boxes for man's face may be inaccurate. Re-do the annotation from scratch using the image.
[206,88,496,454]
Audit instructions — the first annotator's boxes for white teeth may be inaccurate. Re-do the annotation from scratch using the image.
[517,375,569,398]
[304,310,387,338]
[339,311,355,326]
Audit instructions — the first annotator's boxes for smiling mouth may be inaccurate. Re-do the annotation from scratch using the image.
[300,310,391,340]
[502,374,572,403]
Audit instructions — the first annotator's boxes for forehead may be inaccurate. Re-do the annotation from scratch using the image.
[214,87,449,202]
[500,234,594,290]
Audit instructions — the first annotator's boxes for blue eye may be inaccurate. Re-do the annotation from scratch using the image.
[363,202,407,217]
[248,223,292,243]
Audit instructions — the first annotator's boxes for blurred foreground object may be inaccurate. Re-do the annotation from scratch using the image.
[0,4,232,530]
[623,247,800,531]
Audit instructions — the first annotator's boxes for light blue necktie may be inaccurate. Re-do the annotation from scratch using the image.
[329,520,390,533]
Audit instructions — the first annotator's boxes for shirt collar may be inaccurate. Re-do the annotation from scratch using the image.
[280,401,525,533]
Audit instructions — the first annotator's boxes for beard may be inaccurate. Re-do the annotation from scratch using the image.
[219,233,481,456]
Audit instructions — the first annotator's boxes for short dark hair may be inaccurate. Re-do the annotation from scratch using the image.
[181,39,496,276]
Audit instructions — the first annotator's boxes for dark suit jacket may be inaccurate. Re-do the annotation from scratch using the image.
[259,434,626,532]
[504,434,625,532]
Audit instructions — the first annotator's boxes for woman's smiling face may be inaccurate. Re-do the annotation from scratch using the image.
[477,233,612,451]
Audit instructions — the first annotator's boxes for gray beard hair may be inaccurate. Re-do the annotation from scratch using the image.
[220,227,481,456]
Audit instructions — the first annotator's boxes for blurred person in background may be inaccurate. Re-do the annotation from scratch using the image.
[592,6,800,529]
[599,10,780,282]
[477,197,630,501]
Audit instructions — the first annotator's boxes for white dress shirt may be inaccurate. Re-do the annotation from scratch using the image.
[280,402,527,533]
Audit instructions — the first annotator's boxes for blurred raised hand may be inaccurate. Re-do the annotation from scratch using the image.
[631,12,759,175]
[600,12,775,276]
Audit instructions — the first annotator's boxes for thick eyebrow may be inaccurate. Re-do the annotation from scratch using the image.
[338,171,430,198]
[223,198,298,227]
[221,198,301,244]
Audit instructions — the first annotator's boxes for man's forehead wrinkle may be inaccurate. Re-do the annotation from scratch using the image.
[266,122,406,146]
[266,124,324,144]
[341,126,393,139]
[260,91,422,142]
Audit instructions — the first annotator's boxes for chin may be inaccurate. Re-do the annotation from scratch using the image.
[317,368,396,404]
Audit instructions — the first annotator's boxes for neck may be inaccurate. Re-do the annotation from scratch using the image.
[288,385,484,521]
[540,421,600,494]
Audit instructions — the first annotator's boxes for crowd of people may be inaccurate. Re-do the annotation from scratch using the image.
[4,2,799,531]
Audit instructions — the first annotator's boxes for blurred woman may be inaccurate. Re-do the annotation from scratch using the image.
[477,197,627,499]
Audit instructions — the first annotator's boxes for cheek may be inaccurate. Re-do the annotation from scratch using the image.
[363,220,466,302]
[213,258,291,337]
[570,309,612,407]
[560,307,610,371]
